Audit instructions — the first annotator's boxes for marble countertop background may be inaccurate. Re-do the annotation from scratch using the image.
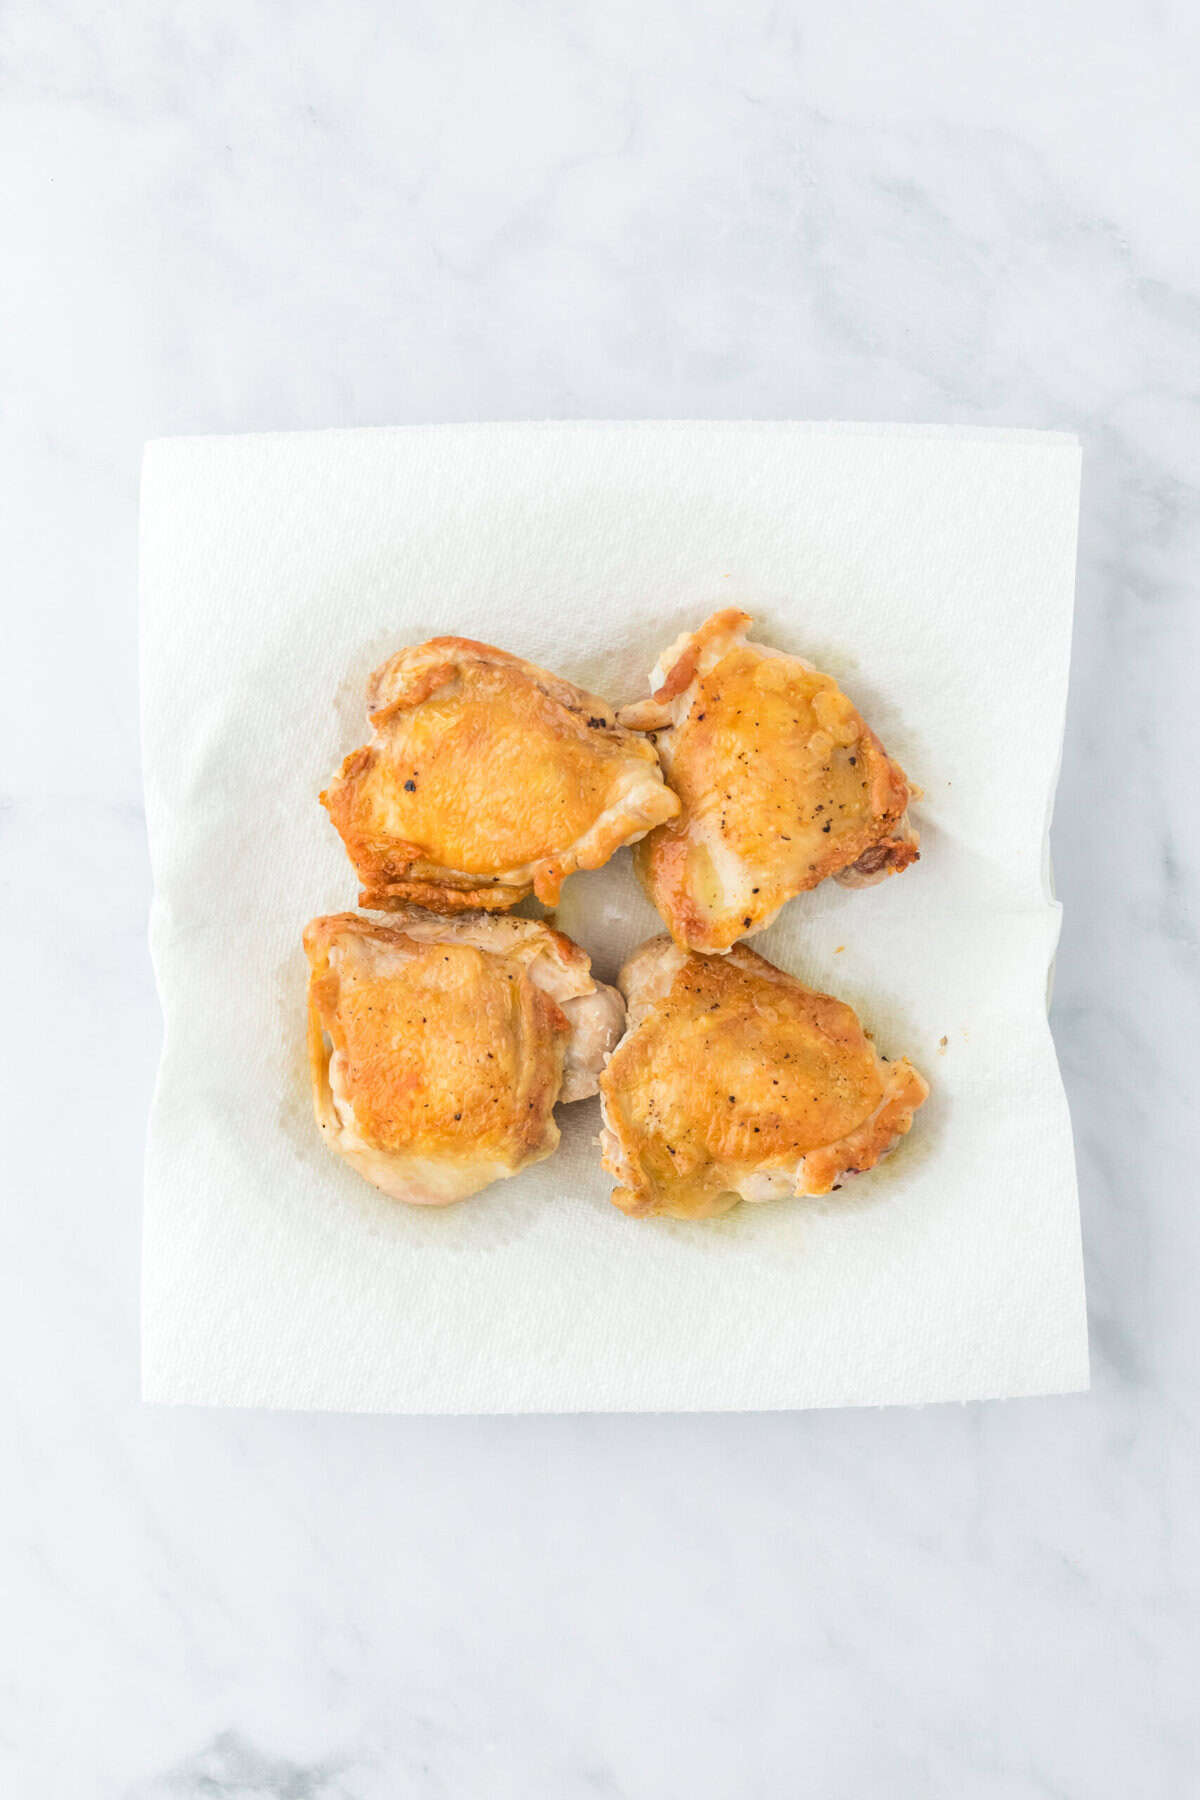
[3,3,1197,1796]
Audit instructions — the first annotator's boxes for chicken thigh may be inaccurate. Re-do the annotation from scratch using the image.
[619,610,919,952]
[304,908,624,1205]
[322,636,679,913]
[598,937,928,1220]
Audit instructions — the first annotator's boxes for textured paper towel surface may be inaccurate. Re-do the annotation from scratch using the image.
[140,421,1086,1412]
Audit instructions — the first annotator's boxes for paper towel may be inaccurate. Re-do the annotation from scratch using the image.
[140,421,1086,1412]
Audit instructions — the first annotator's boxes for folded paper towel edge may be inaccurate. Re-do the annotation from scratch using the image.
[140,418,1084,455]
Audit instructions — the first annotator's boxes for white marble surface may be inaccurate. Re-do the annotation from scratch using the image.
[3,1,1197,1794]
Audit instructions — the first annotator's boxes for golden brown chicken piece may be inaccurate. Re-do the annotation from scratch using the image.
[304,909,624,1206]
[598,937,928,1220]
[322,637,679,912]
[619,610,919,952]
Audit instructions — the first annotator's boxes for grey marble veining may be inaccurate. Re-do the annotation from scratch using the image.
[2,2,1197,1795]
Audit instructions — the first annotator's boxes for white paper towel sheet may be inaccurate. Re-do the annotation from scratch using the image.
[140,421,1086,1413]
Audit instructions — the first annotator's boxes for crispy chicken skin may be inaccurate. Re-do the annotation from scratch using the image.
[321,637,680,913]
[304,909,624,1206]
[619,610,919,952]
[598,937,928,1220]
